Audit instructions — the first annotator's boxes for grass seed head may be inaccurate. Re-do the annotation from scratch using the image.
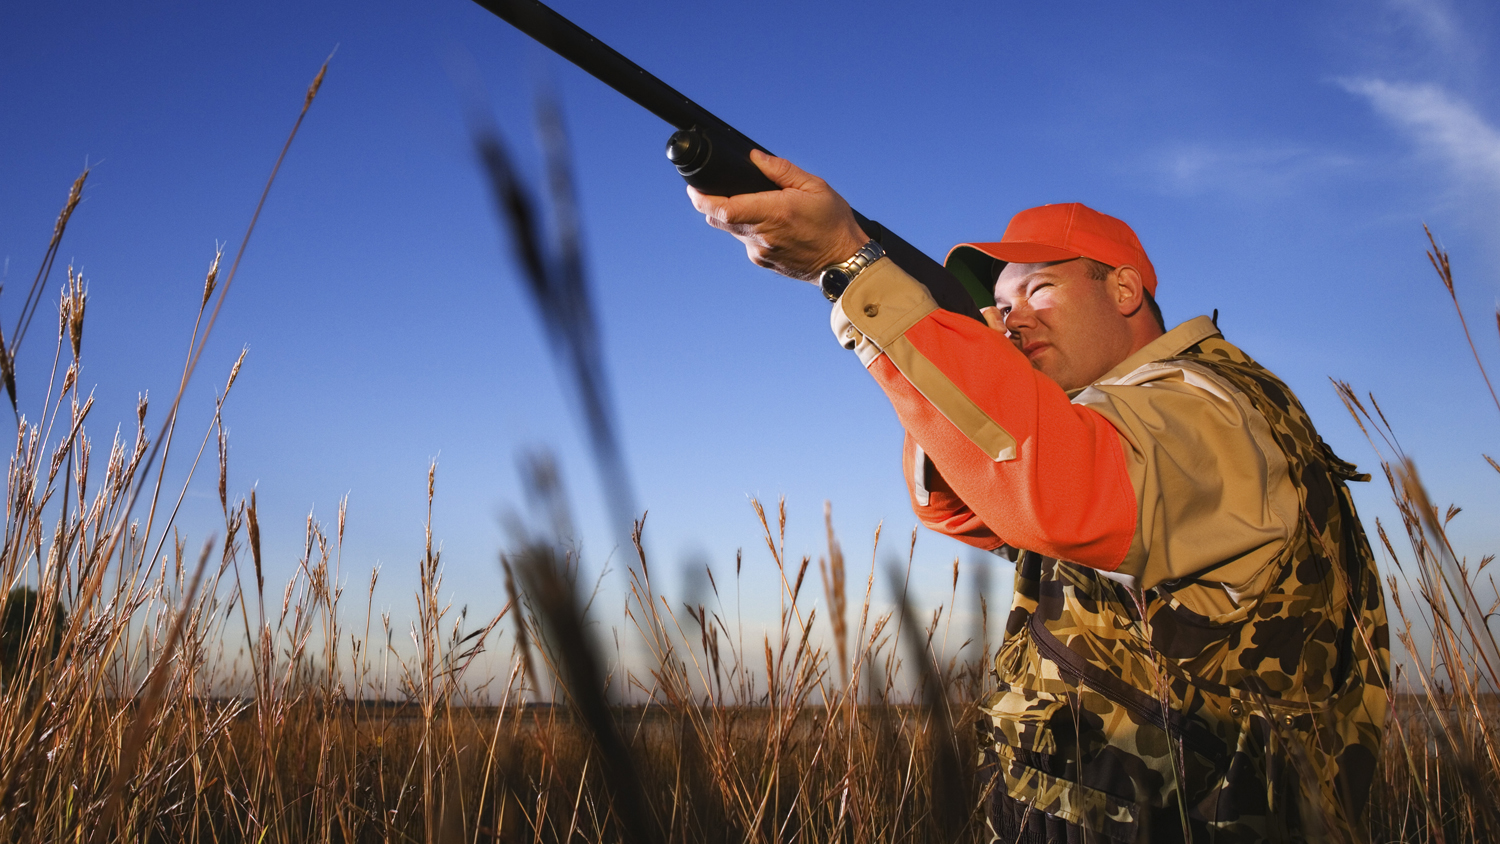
[53,169,86,240]
[201,248,222,308]
[63,266,86,360]
[248,489,263,597]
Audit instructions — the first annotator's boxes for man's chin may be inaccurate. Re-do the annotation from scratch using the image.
[1033,366,1066,388]
[1032,361,1080,391]
[1025,350,1062,381]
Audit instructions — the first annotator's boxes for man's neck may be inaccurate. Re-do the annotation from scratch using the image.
[1125,319,1166,360]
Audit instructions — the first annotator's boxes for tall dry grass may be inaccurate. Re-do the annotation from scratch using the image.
[0,65,995,844]
[3,77,1498,844]
[0,262,992,842]
[1334,229,1500,844]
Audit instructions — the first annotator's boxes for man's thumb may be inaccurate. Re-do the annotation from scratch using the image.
[981,307,1007,333]
[751,149,813,190]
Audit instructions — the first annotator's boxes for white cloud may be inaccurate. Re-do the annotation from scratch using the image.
[1340,78,1500,191]
[1150,144,1353,198]
[1386,0,1466,55]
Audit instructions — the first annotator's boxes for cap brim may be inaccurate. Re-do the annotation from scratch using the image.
[956,241,1081,264]
[943,242,1086,309]
[941,245,999,309]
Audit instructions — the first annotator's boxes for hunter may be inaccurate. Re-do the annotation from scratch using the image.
[688,150,1390,842]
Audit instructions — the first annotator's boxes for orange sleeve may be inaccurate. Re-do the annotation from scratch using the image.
[838,260,1136,571]
[903,433,1007,551]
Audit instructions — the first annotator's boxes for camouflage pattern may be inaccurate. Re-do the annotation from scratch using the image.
[979,332,1392,843]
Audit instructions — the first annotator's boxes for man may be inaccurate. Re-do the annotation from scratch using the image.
[689,151,1390,842]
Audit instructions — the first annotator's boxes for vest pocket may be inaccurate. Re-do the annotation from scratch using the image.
[1029,611,1230,764]
[979,686,1070,754]
[985,741,1142,842]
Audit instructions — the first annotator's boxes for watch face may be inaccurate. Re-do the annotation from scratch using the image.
[820,268,852,301]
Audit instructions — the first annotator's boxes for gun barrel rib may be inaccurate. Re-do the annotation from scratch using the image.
[470,0,760,145]
[470,0,988,321]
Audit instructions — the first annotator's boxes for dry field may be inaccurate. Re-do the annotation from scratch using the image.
[1,72,1497,844]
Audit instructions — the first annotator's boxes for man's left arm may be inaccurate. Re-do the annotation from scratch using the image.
[902,432,1009,552]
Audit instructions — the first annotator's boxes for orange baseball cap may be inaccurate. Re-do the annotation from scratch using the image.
[943,203,1157,309]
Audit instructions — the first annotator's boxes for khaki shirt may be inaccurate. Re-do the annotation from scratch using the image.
[1074,316,1300,612]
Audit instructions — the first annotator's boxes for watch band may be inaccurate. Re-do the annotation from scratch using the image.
[819,239,886,302]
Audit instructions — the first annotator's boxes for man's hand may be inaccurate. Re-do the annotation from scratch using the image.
[688,150,869,282]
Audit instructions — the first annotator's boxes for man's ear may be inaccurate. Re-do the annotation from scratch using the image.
[1111,265,1146,317]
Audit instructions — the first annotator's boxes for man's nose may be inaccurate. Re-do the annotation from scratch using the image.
[1002,301,1034,334]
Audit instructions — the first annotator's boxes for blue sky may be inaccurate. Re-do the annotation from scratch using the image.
[3,0,1499,677]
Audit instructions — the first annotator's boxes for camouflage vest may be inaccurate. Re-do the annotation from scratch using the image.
[980,333,1391,843]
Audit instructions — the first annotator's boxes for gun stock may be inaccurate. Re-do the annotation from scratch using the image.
[470,0,988,322]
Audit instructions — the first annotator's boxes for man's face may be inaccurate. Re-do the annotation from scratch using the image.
[991,259,1136,392]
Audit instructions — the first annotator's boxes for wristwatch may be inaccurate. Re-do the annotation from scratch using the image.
[819,239,886,302]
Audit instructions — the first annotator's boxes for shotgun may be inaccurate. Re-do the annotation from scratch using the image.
[468,0,990,321]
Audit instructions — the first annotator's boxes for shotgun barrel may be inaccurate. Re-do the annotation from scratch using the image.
[469,0,989,320]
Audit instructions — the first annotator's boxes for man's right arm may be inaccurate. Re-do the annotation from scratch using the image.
[685,152,1136,570]
[835,259,1138,572]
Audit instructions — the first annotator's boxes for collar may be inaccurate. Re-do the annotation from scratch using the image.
[1073,315,1222,395]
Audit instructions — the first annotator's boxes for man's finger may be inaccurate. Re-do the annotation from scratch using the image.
[688,185,782,228]
[747,243,775,269]
[702,213,763,243]
[687,185,729,216]
[705,216,758,240]
[750,149,817,191]
[689,188,751,227]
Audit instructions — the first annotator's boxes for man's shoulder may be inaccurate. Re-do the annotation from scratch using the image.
[1090,317,1302,408]
[1089,316,1221,389]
